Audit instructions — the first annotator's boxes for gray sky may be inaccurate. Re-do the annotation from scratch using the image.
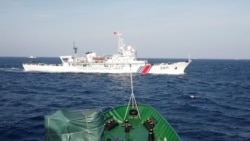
[1,0,250,59]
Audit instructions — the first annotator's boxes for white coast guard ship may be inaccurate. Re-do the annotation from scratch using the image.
[22,32,191,74]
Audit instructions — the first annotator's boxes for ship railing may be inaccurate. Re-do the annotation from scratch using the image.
[24,62,62,66]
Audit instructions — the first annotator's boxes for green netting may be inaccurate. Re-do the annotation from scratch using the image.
[45,109,104,141]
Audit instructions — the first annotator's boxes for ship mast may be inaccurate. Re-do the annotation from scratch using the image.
[114,32,125,55]
[73,42,78,62]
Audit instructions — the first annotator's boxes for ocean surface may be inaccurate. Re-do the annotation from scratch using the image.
[0,57,250,141]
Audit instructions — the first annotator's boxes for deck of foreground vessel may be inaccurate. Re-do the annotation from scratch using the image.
[104,104,181,141]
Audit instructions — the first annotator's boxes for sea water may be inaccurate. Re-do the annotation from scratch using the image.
[0,57,250,141]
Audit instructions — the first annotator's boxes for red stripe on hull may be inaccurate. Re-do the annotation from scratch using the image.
[141,64,151,74]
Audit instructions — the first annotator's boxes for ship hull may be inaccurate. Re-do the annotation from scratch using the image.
[23,60,191,74]
[22,63,142,73]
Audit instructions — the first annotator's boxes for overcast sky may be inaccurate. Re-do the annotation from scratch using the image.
[0,0,249,59]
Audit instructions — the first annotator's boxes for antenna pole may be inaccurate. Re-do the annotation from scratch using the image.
[115,31,125,54]
[72,42,78,63]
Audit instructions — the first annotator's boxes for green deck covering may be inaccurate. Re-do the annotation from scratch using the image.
[44,105,181,141]
[45,109,104,141]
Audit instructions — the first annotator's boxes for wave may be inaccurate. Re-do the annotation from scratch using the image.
[0,67,24,73]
